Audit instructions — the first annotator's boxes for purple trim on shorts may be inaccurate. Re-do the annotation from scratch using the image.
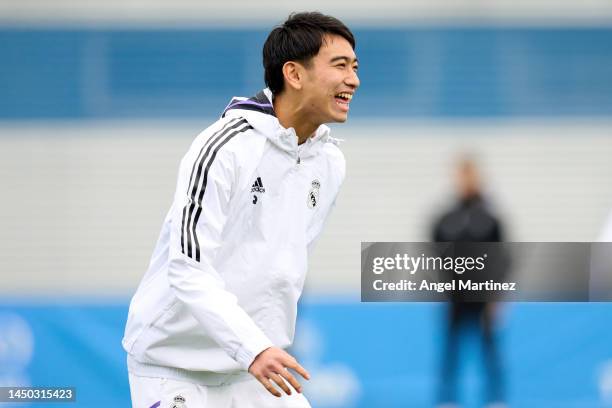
[149,401,161,408]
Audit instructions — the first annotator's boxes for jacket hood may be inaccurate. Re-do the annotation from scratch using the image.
[222,89,338,156]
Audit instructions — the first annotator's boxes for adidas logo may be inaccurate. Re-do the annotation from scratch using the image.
[250,177,265,193]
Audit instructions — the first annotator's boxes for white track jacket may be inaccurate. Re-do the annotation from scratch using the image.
[122,89,346,385]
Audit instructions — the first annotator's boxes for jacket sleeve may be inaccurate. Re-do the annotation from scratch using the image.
[167,129,273,371]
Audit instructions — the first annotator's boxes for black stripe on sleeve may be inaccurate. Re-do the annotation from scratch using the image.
[180,117,242,255]
[190,123,253,261]
[181,118,253,261]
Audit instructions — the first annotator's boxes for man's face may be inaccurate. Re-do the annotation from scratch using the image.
[456,160,480,198]
[300,34,360,124]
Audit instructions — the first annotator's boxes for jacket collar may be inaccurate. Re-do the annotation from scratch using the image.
[222,89,335,156]
[222,89,275,118]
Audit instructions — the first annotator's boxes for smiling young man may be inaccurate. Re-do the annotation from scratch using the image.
[123,11,359,408]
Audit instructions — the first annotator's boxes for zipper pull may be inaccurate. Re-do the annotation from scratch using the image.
[296,156,301,164]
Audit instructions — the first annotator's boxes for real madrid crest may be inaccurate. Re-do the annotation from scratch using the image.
[307,180,320,209]
[170,394,186,408]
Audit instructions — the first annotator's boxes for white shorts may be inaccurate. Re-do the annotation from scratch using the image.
[128,373,312,408]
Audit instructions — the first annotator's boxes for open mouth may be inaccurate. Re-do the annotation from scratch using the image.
[334,92,353,111]
[334,92,353,104]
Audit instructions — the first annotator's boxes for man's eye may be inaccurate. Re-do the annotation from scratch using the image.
[336,63,346,68]
[353,66,359,72]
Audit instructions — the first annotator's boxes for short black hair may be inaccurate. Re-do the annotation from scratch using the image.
[263,12,355,95]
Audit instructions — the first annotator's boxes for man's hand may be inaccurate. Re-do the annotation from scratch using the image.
[248,347,310,397]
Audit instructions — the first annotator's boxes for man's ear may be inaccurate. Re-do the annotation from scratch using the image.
[282,61,304,91]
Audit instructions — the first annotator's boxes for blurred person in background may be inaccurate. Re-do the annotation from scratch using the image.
[122,11,359,408]
[432,156,506,408]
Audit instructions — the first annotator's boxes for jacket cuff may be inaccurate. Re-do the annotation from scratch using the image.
[235,335,274,371]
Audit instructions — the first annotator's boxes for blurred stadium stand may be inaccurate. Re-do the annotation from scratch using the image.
[1,28,612,118]
[1,2,612,407]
